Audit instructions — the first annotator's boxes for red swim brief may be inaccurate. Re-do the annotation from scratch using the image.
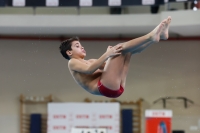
[98,80,124,98]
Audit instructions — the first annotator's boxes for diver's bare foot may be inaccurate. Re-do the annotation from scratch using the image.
[148,20,165,43]
[160,16,172,40]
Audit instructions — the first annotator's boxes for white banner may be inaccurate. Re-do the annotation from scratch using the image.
[48,103,120,133]
[108,0,121,6]
[46,0,59,6]
[79,0,92,6]
[145,110,172,118]
[142,0,155,5]
[12,0,25,6]
[71,128,107,133]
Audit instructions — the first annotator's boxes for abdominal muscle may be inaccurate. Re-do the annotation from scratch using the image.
[70,69,103,95]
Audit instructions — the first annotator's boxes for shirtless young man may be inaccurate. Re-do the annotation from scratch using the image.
[59,16,172,98]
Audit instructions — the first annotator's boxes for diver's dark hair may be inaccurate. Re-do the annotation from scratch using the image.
[59,37,79,60]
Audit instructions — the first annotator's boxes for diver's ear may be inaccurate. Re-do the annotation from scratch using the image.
[66,50,72,56]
